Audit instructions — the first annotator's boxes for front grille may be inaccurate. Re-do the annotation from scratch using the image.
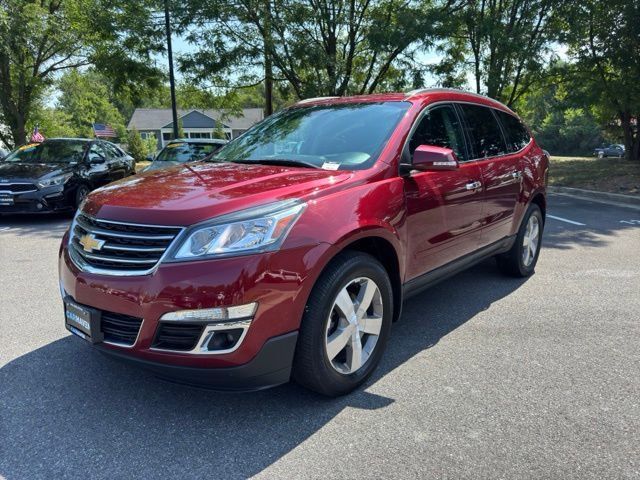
[69,213,183,274]
[101,311,143,346]
[0,182,37,193]
[152,323,204,351]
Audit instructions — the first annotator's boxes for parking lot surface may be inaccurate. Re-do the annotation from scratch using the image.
[1,195,639,479]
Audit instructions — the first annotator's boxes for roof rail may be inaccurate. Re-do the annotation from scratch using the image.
[404,87,493,101]
[296,96,340,104]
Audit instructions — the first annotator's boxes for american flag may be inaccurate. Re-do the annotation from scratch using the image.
[30,126,45,143]
[93,123,116,138]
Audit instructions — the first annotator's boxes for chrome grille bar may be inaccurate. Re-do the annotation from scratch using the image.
[68,213,184,276]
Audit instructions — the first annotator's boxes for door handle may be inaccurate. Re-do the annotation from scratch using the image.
[465,181,482,190]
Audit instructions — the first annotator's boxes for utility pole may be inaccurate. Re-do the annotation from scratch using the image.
[263,0,273,116]
[164,0,179,139]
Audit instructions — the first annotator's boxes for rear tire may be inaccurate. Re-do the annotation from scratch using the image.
[496,203,543,277]
[292,251,393,397]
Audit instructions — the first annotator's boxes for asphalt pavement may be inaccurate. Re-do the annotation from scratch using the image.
[0,194,638,479]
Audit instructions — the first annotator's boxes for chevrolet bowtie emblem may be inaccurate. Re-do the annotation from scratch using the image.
[79,233,105,253]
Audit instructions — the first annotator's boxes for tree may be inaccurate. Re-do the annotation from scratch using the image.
[57,70,126,138]
[562,0,640,161]
[127,128,147,162]
[176,0,460,102]
[434,0,561,106]
[0,0,165,148]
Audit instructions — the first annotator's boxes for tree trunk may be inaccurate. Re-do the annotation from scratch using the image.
[12,113,26,147]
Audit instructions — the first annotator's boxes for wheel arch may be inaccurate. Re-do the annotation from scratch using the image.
[312,231,404,324]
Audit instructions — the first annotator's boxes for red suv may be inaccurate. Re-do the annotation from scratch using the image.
[59,89,547,396]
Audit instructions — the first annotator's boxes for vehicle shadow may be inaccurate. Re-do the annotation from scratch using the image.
[0,212,72,239]
[0,260,527,479]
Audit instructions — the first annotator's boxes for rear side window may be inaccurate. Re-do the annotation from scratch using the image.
[459,104,507,159]
[408,105,467,162]
[495,110,531,152]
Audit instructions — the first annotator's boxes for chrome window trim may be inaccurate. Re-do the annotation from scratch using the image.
[452,101,532,161]
[400,99,532,170]
[150,318,253,355]
[400,100,471,166]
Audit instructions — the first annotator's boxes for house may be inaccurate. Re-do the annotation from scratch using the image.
[127,108,264,149]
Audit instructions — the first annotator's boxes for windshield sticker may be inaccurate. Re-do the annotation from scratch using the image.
[321,162,340,171]
[18,144,37,151]
[167,143,185,148]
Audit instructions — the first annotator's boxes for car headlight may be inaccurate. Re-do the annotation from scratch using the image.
[168,200,306,261]
[38,173,73,188]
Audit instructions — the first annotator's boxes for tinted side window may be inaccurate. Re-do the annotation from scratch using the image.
[409,105,467,162]
[459,104,507,158]
[495,110,531,152]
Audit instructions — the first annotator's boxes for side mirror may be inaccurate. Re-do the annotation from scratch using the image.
[412,145,459,171]
[89,154,106,165]
[146,153,154,161]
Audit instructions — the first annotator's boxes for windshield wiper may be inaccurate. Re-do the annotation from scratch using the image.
[229,158,320,169]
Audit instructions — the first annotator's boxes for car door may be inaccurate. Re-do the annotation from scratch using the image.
[458,104,522,246]
[85,142,112,187]
[102,142,127,179]
[403,103,484,280]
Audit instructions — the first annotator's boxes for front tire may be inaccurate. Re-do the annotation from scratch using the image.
[75,184,90,209]
[292,251,393,397]
[496,203,544,277]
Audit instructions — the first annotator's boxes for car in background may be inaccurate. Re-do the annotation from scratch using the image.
[0,138,135,214]
[143,138,227,172]
[593,144,625,158]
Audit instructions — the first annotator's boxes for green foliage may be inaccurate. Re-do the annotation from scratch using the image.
[0,0,164,148]
[142,135,158,158]
[57,70,126,139]
[126,128,147,163]
[434,0,561,106]
[515,76,603,156]
[562,0,640,160]
[177,0,454,99]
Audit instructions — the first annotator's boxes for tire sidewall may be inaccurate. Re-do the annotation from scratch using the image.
[514,204,544,276]
[75,184,90,208]
[303,254,393,394]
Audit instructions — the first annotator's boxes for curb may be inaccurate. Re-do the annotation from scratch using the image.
[548,186,640,210]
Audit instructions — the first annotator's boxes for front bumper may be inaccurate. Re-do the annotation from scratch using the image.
[0,187,72,214]
[59,233,331,389]
[97,331,299,391]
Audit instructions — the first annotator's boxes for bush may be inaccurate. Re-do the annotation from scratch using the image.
[126,128,146,163]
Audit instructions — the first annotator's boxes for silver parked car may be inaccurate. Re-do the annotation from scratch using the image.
[143,138,228,172]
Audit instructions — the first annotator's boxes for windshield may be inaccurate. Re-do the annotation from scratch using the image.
[4,140,87,164]
[214,102,410,170]
[4,144,40,163]
[155,142,223,163]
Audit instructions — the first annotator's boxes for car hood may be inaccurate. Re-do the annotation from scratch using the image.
[83,162,355,225]
[0,162,71,181]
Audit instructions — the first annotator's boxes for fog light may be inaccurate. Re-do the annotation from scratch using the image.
[206,328,244,351]
[160,302,257,322]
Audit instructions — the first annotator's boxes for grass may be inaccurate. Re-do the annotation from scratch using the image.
[549,156,640,196]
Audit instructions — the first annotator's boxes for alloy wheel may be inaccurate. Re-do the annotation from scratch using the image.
[522,214,540,267]
[324,277,383,375]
